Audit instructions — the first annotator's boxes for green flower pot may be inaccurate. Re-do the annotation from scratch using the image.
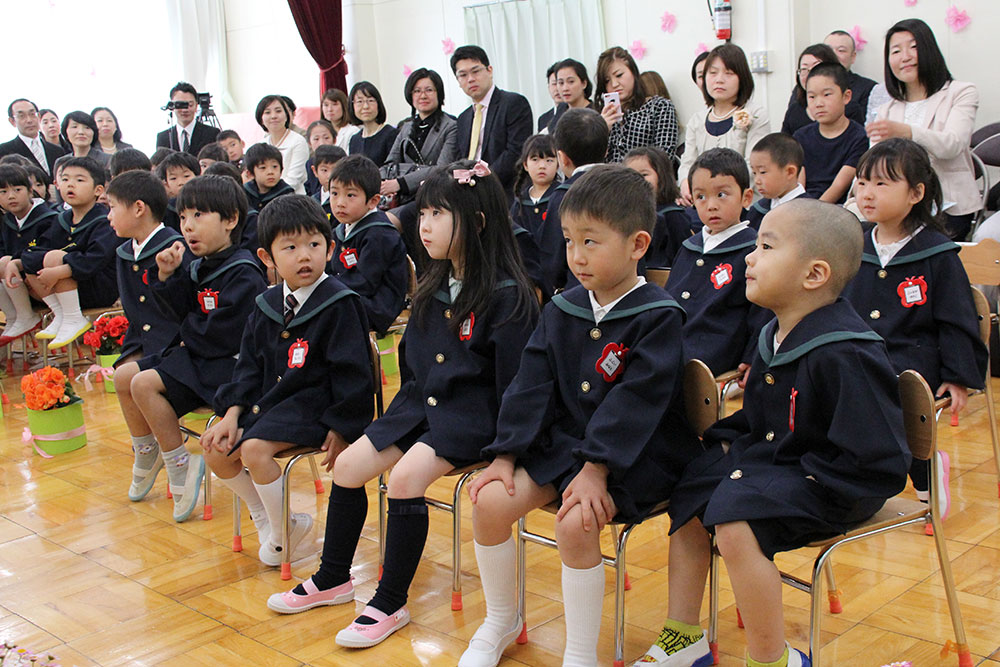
[98,353,120,393]
[26,401,87,455]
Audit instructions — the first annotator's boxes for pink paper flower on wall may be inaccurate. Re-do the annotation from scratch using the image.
[403,65,413,78]
[661,11,677,33]
[903,0,917,5]
[849,25,867,51]
[695,42,709,56]
[442,38,455,55]
[945,5,971,32]
[629,40,646,60]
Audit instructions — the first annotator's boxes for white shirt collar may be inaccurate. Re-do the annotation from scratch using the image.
[589,276,646,323]
[872,225,924,268]
[132,223,165,257]
[18,132,40,146]
[321,188,330,204]
[771,183,806,208]
[343,208,377,237]
[15,198,46,227]
[477,85,497,110]
[448,274,463,301]
[282,273,328,316]
[702,221,750,253]
[176,118,195,131]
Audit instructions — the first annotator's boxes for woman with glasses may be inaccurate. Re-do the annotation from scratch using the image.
[348,82,399,167]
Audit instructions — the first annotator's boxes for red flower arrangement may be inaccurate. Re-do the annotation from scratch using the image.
[21,366,81,411]
[82,315,129,355]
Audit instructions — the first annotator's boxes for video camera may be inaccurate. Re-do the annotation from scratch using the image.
[161,92,213,112]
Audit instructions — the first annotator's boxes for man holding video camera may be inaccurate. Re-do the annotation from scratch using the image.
[155,82,219,154]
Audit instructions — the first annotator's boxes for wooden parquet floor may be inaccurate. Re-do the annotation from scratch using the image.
[1,352,1000,666]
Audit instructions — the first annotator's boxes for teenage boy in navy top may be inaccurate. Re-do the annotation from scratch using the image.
[747,133,810,230]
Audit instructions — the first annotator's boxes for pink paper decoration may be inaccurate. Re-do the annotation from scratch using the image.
[629,40,646,60]
[403,65,413,78]
[441,38,455,55]
[661,11,677,33]
[695,42,709,56]
[945,5,971,32]
[903,0,917,5]
[849,25,867,52]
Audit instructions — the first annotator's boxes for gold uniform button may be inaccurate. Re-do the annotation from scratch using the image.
[681,291,690,299]
[589,328,601,340]
[281,330,290,339]
[870,310,881,320]
[696,258,705,267]
[251,405,260,414]
[581,381,591,393]
[534,207,540,214]
[427,396,438,407]
[764,373,774,385]
[142,324,151,332]
[132,264,139,272]
[765,431,775,441]
[435,353,445,363]
[139,295,146,303]
[444,309,452,319]
[276,376,282,382]
[877,269,888,279]
[730,469,743,480]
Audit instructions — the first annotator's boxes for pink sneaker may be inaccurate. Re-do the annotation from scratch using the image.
[266,577,354,614]
[335,605,410,648]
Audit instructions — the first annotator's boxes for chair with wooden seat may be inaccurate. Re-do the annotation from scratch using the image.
[707,370,974,666]
[515,358,719,667]
[645,267,670,288]
[387,256,417,335]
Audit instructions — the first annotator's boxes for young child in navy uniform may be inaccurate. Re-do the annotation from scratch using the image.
[157,151,200,233]
[268,160,539,651]
[310,144,346,218]
[844,139,987,520]
[539,108,609,294]
[0,164,59,341]
[327,155,408,335]
[461,166,701,667]
[747,133,809,230]
[127,175,267,522]
[16,157,118,348]
[203,162,265,273]
[509,134,559,244]
[201,195,374,567]
[624,146,692,267]
[243,143,294,211]
[665,148,766,376]
[637,199,910,667]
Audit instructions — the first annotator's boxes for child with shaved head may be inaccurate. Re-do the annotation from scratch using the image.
[636,199,911,667]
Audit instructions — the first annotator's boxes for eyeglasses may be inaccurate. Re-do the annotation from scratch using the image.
[353,97,377,107]
[456,66,485,81]
[412,87,436,96]
[13,110,38,120]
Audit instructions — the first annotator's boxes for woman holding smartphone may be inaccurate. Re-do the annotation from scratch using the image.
[596,46,679,163]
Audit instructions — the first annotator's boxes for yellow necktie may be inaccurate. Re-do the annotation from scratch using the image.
[467,103,484,160]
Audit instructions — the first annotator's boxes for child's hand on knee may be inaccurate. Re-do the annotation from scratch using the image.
[35,267,60,290]
[203,410,239,453]
[469,455,516,503]
[556,462,615,532]
[320,429,349,472]
[3,261,21,288]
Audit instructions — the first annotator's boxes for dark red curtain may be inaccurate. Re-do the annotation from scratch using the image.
[286,0,348,97]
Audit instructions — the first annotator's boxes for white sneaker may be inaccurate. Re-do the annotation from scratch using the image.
[458,617,522,667]
[259,512,314,566]
[36,313,63,340]
[128,451,164,501]
[3,313,40,339]
[169,453,205,522]
[632,630,713,666]
[49,316,91,348]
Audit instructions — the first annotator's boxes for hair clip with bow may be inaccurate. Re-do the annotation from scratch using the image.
[453,160,491,186]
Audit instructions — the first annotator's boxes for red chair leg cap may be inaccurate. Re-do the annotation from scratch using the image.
[232,535,243,552]
[710,641,719,664]
[624,571,632,590]
[203,505,213,521]
[736,608,744,628]
[613,661,624,667]
[828,591,843,614]
[166,488,173,499]
[451,591,463,611]
[515,622,528,645]
[1,393,8,405]
[378,564,383,580]
[314,479,325,494]
[959,649,974,667]
[925,522,934,536]
[280,562,291,580]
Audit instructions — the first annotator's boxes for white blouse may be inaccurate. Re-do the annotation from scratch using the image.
[265,130,310,194]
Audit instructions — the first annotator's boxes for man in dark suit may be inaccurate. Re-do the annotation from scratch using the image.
[155,82,220,155]
[450,45,532,193]
[0,98,66,178]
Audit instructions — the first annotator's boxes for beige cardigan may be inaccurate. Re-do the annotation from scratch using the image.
[678,101,771,183]
[876,81,980,215]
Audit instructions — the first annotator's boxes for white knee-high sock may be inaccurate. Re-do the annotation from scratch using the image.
[8,283,35,320]
[0,287,16,330]
[41,294,63,332]
[221,469,267,528]
[472,538,519,640]
[561,562,605,667]
[55,289,84,323]
[253,477,284,543]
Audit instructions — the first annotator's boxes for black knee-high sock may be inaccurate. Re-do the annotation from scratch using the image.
[910,457,931,493]
[359,497,428,620]
[293,482,367,594]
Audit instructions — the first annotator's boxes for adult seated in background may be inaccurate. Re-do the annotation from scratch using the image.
[0,99,66,177]
[155,82,220,155]
[540,58,595,135]
[537,62,561,132]
[380,67,457,207]
[39,109,68,151]
[641,70,672,100]
[92,107,132,155]
[691,51,709,92]
[450,45,533,193]
[596,45,679,163]
[868,18,979,239]
[780,43,839,135]
[347,81,399,168]
[825,29,878,125]
[322,88,360,151]
[53,110,111,175]
[257,93,309,194]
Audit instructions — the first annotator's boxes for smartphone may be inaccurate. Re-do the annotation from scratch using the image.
[602,92,623,122]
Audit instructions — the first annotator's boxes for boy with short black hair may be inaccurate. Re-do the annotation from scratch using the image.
[793,62,869,204]
[110,148,152,178]
[15,157,118,348]
[311,144,347,217]
[157,151,201,233]
[126,175,266,522]
[217,130,245,170]
[461,165,700,667]
[0,164,59,341]
[201,194,375,565]
[327,154,407,335]
[149,148,175,172]
[539,107,610,292]
[23,164,50,202]
[747,133,809,229]
[197,143,228,172]
[244,143,293,211]
[665,147,765,376]
[105,170,189,502]
[638,199,910,667]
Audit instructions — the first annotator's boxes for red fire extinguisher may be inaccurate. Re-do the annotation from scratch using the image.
[709,0,732,41]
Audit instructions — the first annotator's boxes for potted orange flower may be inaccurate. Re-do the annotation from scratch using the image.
[82,314,128,393]
[21,366,86,455]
